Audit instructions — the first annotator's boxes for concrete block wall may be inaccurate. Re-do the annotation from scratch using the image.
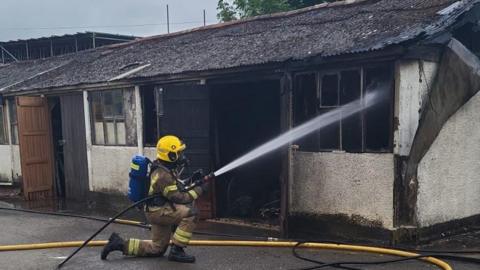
[417,91,480,227]
[90,146,138,193]
[291,152,395,229]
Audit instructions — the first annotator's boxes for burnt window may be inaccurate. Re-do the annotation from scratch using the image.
[90,89,127,145]
[143,85,165,146]
[364,67,393,151]
[293,65,393,153]
[293,73,318,151]
[0,102,7,144]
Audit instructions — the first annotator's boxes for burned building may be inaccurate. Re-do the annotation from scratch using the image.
[0,0,479,242]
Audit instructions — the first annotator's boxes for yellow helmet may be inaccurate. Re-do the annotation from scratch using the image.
[156,135,186,162]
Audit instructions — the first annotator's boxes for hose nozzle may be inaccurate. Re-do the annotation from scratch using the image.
[204,172,215,181]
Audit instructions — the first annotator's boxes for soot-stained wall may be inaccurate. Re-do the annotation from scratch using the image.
[394,60,438,157]
[291,151,395,229]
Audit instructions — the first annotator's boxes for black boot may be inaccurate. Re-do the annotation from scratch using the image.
[101,233,125,260]
[168,244,195,263]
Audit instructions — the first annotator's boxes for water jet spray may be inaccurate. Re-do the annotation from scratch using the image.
[211,90,384,178]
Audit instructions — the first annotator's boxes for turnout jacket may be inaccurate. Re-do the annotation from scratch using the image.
[148,165,203,205]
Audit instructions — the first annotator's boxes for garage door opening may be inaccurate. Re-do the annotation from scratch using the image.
[211,79,281,225]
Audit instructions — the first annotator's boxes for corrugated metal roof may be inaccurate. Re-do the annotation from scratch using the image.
[0,0,477,93]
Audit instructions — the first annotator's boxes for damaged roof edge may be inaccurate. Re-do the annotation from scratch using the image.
[2,45,408,95]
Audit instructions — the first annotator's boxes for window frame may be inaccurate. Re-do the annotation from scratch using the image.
[293,64,394,153]
[7,98,18,145]
[0,102,8,145]
[141,85,165,147]
[90,89,128,146]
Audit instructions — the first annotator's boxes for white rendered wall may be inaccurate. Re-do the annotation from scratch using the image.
[417,92,480,227]
[0,145,21,183]
[0,145,13,182]
[291,152,395,229]
[90,146,138,193]
[143,147,157,161]
[394,60,438,156]
[11,145,21,180]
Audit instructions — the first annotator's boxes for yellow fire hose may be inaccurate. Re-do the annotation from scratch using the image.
[0,211,453,270]
[0,239,452,270]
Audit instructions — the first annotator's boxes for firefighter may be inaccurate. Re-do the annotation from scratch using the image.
[101,135,208,263]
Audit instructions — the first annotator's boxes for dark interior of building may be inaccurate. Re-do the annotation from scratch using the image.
[211,79,281,223]
[49,97,65,198]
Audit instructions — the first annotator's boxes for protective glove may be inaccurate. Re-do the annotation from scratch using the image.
[191,169,205,187]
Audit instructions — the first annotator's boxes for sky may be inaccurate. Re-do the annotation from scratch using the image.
[0,0,220,41]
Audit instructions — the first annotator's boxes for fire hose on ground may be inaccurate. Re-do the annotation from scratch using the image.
[4,206,480,270]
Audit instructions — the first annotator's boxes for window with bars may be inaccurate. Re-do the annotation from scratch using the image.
[293,65,394,153]
[90,89,127,145]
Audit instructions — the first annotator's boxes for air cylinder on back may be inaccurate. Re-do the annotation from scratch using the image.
[127,155,151,202]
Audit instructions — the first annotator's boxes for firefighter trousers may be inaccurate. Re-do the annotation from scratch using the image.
[124,204,197,257]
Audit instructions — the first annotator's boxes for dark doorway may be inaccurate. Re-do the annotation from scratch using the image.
[142,83,213,218]
[49,97,65,198]
[60,94,89,201]
[211,79,281,224]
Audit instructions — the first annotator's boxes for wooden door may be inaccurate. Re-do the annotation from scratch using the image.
[60,94,89,200]
[162,84,213,218]
[17,96,54,200]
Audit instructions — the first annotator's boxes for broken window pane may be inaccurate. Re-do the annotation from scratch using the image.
[142,86,158,146]
[103,91,114,118]
[292,65,393,153]
[320,74,339,106]
[113,91,124,117]
[364,66,393,151]
[293,73,319,151]
[340,70,362,152]
[318,108,340,150]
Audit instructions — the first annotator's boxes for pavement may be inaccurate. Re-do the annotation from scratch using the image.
[0,199,479,270]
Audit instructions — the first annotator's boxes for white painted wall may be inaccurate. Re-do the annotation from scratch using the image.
[394,60,438,156]
[0,145,21,183]
[11,145,21,180]
[417,92,480,227]
[291,151,395,229]
[143,147,157,161]
[90,146,139,193]
[0,145,13,182]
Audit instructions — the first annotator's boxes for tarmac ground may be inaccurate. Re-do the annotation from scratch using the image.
[1,206,480,270]
[0,190,480,270]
